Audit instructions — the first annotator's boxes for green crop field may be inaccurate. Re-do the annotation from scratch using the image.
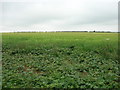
[1,32,120,88]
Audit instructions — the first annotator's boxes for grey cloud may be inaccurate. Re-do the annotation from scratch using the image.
[1,0,118,32]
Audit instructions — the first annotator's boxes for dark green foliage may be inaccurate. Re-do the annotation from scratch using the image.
[2,32,119,88]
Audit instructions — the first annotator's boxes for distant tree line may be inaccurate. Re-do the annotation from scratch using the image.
[11,30,118,33]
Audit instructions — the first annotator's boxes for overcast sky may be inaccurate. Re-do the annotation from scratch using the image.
[0,0,119,32]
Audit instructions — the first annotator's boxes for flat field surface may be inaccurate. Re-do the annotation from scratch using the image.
[2,32,119,88]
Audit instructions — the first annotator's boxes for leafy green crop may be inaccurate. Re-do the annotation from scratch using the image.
[2,32,119,88]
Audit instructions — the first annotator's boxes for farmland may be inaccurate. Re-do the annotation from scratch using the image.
[2,32,120,88]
